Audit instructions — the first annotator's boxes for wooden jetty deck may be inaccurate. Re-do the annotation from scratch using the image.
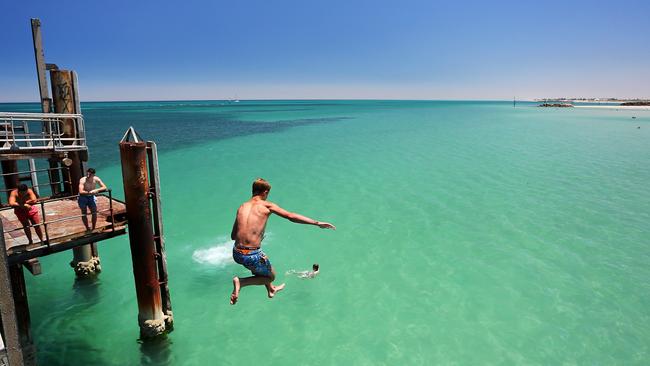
[1,195,127,264]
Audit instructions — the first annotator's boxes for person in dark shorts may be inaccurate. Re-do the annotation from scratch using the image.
[230,178,335,305]
[78,168,107,232]
[8,184,44,245]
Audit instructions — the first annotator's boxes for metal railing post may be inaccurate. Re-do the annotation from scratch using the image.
[9,117,16,148]
[108,189,115,233]
[39,200,50,246]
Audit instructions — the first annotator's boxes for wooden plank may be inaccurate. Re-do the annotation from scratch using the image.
[1,196,127,256]
[23,259,41,276]
[7,228,126,265]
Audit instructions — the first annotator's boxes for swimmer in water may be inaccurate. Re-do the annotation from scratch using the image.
[287,264,320,279]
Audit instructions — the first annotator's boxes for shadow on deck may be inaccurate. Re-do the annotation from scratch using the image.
[1,193,127,265]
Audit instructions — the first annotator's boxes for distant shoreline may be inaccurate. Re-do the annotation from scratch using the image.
[534,98,649,103]
[573,105,650,111]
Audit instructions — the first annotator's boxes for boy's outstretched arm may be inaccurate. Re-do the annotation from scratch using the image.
[268,202,336,230]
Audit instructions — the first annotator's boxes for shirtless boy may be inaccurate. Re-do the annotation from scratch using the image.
[8,184,44,245]
[230,178,335,305]
[78,168,107,231]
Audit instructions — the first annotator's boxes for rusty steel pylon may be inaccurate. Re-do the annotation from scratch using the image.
[119,127,172,338]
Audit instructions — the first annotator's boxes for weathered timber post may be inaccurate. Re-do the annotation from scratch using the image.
[31,19,51,115]
[146,141,173,329]
[120,128,171,338]
[0,221,36,365]
[0,220,25,366]
[50,70,82,190]
[50,69,99,277]
[31,18,63,197]
[8,265,35,365]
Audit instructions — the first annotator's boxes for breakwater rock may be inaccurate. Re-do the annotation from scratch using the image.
[620,101,650,106]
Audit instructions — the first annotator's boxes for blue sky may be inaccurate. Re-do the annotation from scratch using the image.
[2,0,649,101]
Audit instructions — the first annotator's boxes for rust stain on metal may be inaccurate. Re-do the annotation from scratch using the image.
[120,140,163,324]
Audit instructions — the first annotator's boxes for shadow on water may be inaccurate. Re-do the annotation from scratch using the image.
[138,335,173,366]
[39,339,106,366]
[0,101,351,169]
[88,113,350,169]
[71,275,101,306]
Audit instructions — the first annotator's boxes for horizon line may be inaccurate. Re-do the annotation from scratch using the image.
[1,98,537,104]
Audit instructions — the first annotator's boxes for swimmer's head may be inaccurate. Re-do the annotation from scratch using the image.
[313,263,319,271]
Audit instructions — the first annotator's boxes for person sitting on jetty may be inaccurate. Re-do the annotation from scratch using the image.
[78,168,107,232]
[8,184,44,245]
[286,263,320,279]
[230,178,335,305]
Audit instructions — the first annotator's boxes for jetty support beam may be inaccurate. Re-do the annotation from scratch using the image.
[120,128,171,338]
[0,221,36,365]
[50,69,99,277]
[147,141,173,329]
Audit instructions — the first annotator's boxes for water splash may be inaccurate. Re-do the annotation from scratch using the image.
[192,240,235,267]
[191,234,274,267]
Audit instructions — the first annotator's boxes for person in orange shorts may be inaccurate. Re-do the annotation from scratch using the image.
[8,184,44,245]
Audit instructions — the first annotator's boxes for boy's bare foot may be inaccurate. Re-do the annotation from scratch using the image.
[230,277,240,305]
[267,283,285,298]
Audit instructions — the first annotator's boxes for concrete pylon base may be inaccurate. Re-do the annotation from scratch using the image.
[140,318,166,339]
[70,256,101,277]
[139,313,174,339]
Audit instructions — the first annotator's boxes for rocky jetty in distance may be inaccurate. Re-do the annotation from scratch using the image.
[538,103,574,108]
[620,101,650,106]
[534,97,650,107]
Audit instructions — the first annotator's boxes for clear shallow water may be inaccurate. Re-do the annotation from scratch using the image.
[1,100,649,365]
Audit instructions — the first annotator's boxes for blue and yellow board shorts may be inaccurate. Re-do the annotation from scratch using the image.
[233,246,272,277]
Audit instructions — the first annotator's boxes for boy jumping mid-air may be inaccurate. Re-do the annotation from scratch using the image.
[230,178,335,305]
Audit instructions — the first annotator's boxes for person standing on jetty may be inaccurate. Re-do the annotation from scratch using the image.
[78,168,107,232]
[230,178,335,305]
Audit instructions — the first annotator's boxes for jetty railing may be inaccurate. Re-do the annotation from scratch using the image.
[0,112,87,152]
[0,166,72,196]
[0,190,118,249]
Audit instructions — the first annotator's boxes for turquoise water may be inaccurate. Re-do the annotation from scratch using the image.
[1,101,649,365]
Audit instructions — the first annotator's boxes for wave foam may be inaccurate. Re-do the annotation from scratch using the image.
[192,241,234,267]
